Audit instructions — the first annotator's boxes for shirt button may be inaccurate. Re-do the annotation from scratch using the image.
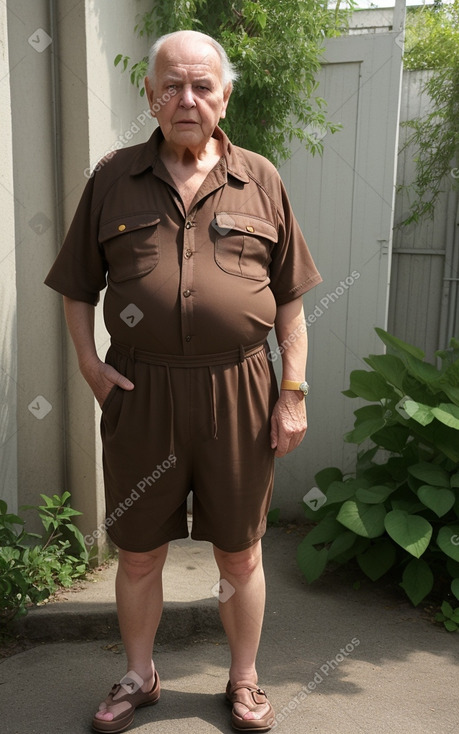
[185,335,192,342]
[183,289,191,298]
[184,249,192,259]
[185,221,192,229]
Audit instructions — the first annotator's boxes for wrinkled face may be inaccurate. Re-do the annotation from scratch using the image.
[145,34,232,151]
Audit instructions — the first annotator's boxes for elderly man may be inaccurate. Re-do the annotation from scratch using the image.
[45,29,321,733]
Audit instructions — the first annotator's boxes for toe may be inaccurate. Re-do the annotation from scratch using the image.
[95,710,114,721]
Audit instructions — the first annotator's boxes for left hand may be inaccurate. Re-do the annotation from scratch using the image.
[270,390,307,457]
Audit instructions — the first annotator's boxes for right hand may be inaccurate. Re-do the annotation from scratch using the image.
[79,357,135,408]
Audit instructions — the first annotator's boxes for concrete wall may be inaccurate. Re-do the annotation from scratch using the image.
[0,0,18,514]
[2,0,152,546]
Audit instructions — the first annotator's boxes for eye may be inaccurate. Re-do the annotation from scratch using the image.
[167,84,178,92]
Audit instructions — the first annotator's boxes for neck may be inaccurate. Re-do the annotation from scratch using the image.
[160,135,221,168]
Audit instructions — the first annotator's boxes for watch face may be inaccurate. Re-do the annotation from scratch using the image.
[299,381,309,395]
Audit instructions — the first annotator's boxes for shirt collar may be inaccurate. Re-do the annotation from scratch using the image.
[129,125,250,184]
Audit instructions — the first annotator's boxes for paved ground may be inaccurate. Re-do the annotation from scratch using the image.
[1,526,458,734]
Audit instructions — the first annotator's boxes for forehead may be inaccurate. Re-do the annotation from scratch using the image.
[155,38,223,82]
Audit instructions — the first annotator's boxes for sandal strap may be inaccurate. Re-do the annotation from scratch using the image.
[226,680,269,706]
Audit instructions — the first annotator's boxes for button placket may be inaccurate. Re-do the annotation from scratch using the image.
[180,213,196,351]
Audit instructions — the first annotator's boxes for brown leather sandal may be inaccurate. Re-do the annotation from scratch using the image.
[92,669,160,733]
[226,680,275,731]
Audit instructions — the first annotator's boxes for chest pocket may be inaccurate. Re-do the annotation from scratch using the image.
[99,213,161,283]
[214,212,277,281]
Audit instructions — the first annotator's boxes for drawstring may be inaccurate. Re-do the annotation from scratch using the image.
[208,366,218,440]
[165,365,176,460]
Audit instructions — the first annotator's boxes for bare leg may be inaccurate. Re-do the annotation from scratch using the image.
[95,543,168,723]
[213,540,270,721]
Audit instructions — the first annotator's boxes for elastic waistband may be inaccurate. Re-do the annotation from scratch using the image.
[110,340,267,368]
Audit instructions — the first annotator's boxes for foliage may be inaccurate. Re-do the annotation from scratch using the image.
[399,0,459,224]
[298,329,459,628]
[435,600,459,632]
[114,0,354,164]
[0,492,90,628]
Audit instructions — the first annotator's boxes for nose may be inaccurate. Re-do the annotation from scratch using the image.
[179,84,196,109]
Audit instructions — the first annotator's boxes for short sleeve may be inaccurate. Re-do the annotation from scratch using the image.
[269,180,322,305]
[44,175,107,305]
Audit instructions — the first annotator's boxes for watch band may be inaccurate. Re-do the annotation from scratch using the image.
[281,380,309,396]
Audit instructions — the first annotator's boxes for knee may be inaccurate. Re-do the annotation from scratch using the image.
[118,543,168,582]
[214,541,262,581]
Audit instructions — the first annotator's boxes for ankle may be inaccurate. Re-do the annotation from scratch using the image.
[229,667,258,685]
[125,661,155,690]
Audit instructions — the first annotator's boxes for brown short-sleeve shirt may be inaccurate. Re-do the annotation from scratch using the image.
[45,126,322,355]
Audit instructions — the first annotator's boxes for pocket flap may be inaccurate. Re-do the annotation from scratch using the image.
[214,212,277,243]
[99,213,161,243]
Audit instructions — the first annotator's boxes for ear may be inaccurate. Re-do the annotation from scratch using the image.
[144,77,156,116]
[220,82,232,120]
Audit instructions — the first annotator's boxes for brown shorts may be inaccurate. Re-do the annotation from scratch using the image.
[100,341,278,553]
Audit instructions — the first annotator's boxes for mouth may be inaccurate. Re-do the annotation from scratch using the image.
[175,119,198,125]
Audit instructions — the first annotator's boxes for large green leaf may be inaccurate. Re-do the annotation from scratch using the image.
[337,500,386,538]
[344,418,386,444]
[325,480,363,505]
[304,515,343,545]
[400,558,434,606]
[355,485,395,504]
[314,467,343,492]
[297,539,328,583]
[408,462,451,488]
[403,400,434,426]
[404,355,442,385]
[375,327,425,360]
[437,526,459,562]
[370,425,410,452]
[417,485,456,517]
[401,373,432,403]
[364,354,406,390]
[384,510,432,558]
[327,531,357,561]
[353,405,386,422]
[439,383,459,407]
[357,538,397,580]
[348,370,394,401]
[451,579,459,601]
[431,403,459,430]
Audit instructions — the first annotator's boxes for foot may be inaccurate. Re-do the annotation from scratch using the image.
[226,680,275,730]
[93,664,159,731]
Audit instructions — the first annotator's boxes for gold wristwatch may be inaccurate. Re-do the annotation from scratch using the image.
[280,380,310,397]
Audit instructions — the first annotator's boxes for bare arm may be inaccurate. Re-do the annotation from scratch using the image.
[63,296,134,407]
[270,297,308,457]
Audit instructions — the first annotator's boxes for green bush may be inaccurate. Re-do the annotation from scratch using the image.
[298,329,459,629]
[0,492,90,628]
[114,0,353,164]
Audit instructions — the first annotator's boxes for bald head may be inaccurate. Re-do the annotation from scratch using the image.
[147,30,237,89]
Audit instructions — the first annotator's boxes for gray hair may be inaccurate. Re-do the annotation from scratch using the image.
[147,30,238,89]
